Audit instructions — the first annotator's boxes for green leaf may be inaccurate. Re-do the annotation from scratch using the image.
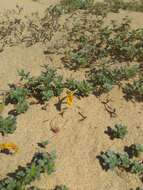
[0,116,17,135]
[112,123,128,139]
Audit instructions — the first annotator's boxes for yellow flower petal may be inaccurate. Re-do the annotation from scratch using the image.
[0,143,18,153]
[66,91,74,106]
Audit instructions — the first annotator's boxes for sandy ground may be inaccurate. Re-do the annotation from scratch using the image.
[0,1,143,190]
[0,0,60,13]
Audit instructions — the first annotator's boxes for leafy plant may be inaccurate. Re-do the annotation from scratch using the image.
[89,66,117,93]
[113,65,139,80]
[63,10,143,72]
[55,0,143,15]
[117,152,131,169]
[100,150,120,170]
[104,0,143,13]
[100,150,130,170]
[130,144,143,157]
[20,67,64,102]
[6,87,29,114]
[111,123,128,139]
[66,79,93,97]
[0,116,16,135]
[59,0,94,13]
[99,149,143,176]
[18,70,30,81]
[7,87,28,104]
[130,160,143,174]
[66,45,99,70]
[123,79,143,101]
[14,100,29,114]
[0,151,56,190]
[89,65,138,94]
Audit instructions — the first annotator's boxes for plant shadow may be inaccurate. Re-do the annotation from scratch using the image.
[8,109,19,117]
[124,145,134,158]
[96,153,108,171]
[104,126,114,140]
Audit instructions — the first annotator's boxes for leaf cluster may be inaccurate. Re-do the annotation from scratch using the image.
[100,150,143,175]
[100,150,120,170]
[65,79,93,97]
[56,0,94,13]
[111,123,128,139]
[100,150,131,170]
[64,14,143,70]
[130,160,143,174]
[6,63,140,116]
[0,116,16,135]
[89,65,138,94]
[19,67,65,102]
[6,87,29,114]
[123,79,143,101]
[5,67,95,116]
[103,0,143,13]
[54,0,143,16]
[18,67,94,100]
[130,144,143,157]
[0,151,56,190]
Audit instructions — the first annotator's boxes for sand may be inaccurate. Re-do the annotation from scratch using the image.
[0,1,143,190]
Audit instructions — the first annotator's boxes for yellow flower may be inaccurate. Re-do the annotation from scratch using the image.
[66,90,74,106]
[0,143,18,153]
